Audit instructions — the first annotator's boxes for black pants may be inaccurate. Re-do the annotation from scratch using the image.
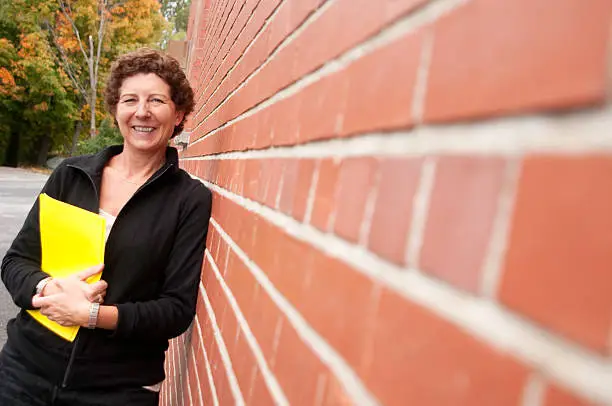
[0,344,159,406]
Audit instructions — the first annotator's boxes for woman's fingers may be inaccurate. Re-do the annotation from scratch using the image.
[87,280,108,302]
[76,264,104,282]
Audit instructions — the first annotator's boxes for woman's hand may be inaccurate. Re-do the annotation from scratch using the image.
[41,264,107,303]
[32,265,106,327]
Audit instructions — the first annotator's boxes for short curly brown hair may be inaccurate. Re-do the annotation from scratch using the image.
[104,47,195,138]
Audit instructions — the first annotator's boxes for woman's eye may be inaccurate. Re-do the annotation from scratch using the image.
[151,98,164,104]
[122,98,137,103]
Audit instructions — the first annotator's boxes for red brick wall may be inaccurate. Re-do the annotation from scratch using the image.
[161,0,612,405]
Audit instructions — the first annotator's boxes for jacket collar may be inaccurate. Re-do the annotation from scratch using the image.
[68,144,179,177]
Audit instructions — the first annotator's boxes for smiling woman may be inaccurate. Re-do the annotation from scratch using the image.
[0,48,212,406]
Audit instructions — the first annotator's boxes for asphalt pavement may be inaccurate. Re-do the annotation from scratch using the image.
[0,167,49,347]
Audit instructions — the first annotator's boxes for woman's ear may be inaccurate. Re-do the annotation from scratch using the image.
[175,111,185,126]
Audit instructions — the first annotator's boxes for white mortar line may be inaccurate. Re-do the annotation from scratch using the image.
[208,217,380,405]
[185,0,206,78]
[185,357,194,406]
[192,0,221,76]
[199,282,246,405]
[480,157,522,299]
[204,250,290,405]
[521,374,545,406]
[405,157,436,267]
[162,363,169,406]
[182,331,193,406]
[166,343,174,406]
[303,159,321,225]
[196,0,263,105]
[184,106,612,158]
[197,177,612,405]
[202,0,242,82]
[194,314,220,406]
[411,28,435,124]
[191,0,467,137]
[195,0,290,113]
[189,349,206,406]
[206,0,233,59]
[172,340,180,406]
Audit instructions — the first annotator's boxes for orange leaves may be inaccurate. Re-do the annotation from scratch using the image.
[34,101,49,111]
[0,68,16,87]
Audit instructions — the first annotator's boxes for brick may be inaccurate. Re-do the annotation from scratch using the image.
[207,338,231,405]
[420,156,506,292]
[246,284,283,363]
[363,287,529,405]
[368,158,422,264]
[499,156,612,353]
[298,71,348,143]
[333,157,379,243]
[217,290,239,358]
[425,0,612,122]
[310,158,341,231]
[243,159,262,200]
[276,158,315,222]
[272,94,301,146]
[224,250,257,317]
[320,374,352,406]
[262,159,285,208]
[253,103,276,149]
[277,159,299,215]
[187,351,204,406]
[342,30,422,136]
[293,159,316,222]
[250,369,276,405]
[543,384,600,406]
[268,235,313,309]
[302,251,378,370]
[229,331,259,397]
[249,215,278,275]
[272,320,331,405]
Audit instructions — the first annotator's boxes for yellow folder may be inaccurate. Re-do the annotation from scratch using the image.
[26,193,106,341]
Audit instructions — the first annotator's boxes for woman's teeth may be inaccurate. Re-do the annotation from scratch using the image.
[133,126,155,133]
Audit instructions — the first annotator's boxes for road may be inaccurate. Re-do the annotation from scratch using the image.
[0,167,49,347]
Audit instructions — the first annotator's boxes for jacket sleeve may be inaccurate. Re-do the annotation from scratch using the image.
[112,183,212,341]
[1,166,64,309]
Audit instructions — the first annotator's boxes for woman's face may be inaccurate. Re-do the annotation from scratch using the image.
[115,73,184,154]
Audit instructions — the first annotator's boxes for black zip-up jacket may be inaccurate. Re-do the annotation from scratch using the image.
[1,145,212,389]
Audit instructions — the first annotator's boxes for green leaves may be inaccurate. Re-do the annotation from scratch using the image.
[0,0,167,165]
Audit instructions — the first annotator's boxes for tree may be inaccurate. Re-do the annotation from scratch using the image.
[0,0,167,166]
[160,0,191,47]
[0,0,78,166]
[50,0,167,139]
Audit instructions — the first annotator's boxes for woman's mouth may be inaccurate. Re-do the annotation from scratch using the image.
[132,126,156,134]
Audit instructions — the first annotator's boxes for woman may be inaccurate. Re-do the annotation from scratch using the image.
[0,48,212,405]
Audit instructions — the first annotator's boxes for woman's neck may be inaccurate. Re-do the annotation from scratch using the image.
[111,145,166,179]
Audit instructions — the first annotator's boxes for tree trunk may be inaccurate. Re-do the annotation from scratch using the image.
[70,120,83,156]
[89,35,96,138]
[36,134,51,167]
[4,129,20,167]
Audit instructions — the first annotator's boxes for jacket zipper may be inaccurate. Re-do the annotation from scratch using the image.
[60,162,172,388]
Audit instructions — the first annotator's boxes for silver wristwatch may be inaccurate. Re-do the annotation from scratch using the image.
[35,277,52,296]
[87,302,100,329]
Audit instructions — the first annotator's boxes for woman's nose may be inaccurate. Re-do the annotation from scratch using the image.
[135,101,151,118]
